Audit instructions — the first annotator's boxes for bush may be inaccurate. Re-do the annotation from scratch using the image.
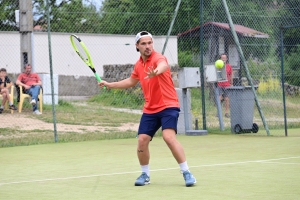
[284,46,300,86]
[178,51,200,68]
[257,74,281,96]
[88,88,144,109]
[246,58,280,81]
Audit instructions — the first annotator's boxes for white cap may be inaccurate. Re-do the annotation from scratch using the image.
[135,31,153,44]
[135,31,153,52]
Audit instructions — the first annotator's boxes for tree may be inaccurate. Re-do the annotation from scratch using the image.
[0,0,19,31]
[281,0,300,53]
[33,0,102,33]
[98,0,135,34]
[284,47,300,86]
[0,0,101,33]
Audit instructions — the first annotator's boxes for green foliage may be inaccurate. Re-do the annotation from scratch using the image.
[0,0,293,43]
[89,88,144,109]
[246,58,281,81]
[33,0,102,33]
[257,74,281,97]
[99,0,177,34]
[58,99,74,107]
[98,0,277,36]
[284,46,300,86]
[279,0,300,51]
[0,0,18,31]
[98,0,136,34]
[242,38,271,61]
[178,51,200,68]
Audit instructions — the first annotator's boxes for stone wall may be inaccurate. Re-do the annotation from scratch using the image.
[285,83,300,96]
[58,75,100,96]
[102,64,180,87]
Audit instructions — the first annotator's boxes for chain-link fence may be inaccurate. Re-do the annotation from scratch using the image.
[1,0,300,146]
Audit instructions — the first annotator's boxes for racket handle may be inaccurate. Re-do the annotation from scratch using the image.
[95,73,101,82]
[95,73,106,89]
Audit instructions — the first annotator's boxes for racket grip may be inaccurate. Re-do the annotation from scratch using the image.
[95,73,106,89]
[95,73,101,82]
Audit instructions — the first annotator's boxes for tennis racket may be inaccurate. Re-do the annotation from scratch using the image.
[70,34,104,85]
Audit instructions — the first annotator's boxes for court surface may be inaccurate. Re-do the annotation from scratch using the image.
[0,133,299,200]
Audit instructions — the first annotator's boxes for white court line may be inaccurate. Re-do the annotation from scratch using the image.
[188,156,300,168]
[1,156,299,186]
[260,161,300,165]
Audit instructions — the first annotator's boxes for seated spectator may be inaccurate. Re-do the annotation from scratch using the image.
[0,68,17,113]
[16,64,42,115]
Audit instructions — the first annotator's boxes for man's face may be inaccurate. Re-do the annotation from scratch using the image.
[24,66,32,74]
[136,36,153,57]
[0,71,6,78]
[221,55,228,63]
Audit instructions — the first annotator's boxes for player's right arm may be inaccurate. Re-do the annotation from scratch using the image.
[99,77,139,89]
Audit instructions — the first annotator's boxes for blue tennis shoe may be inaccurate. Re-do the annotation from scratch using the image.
[134,172,150,186]
[183,170,196,187]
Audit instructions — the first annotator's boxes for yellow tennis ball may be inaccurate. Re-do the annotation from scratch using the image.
[215,60,224,69]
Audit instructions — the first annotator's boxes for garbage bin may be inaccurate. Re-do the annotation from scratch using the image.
[226,86,259,134]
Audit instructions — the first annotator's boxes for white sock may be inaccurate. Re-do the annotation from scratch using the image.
[0,105,3,109]
[141,165,150,177]
[179,161,189,172]
[9,102,13,106]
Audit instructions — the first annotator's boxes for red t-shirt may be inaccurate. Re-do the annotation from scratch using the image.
[217,63,232,88]
[131,50,180,114]
[17,73,41,86]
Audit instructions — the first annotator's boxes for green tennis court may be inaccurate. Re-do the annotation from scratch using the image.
[1,131,299,200]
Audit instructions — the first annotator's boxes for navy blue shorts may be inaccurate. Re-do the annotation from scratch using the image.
[138,107,180,138]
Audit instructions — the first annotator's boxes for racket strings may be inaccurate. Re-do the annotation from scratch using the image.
[73,38,89,62]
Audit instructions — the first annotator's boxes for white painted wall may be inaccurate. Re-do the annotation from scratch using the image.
[0,31,178,77]
[0,32,20,72]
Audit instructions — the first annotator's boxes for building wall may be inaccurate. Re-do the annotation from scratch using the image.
[0,32,20,72]
[0,31,178,77]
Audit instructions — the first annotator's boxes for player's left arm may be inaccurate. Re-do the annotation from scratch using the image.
[145,60,169,79]
[156,60,169,75]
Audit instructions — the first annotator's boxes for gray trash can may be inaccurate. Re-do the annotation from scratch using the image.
[226,86,259,134]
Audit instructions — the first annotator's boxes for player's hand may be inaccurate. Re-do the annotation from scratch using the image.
[144,67,158,79]
[98,81,110,89]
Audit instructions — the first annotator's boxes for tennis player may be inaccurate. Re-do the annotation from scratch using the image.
[99,31,196,187]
